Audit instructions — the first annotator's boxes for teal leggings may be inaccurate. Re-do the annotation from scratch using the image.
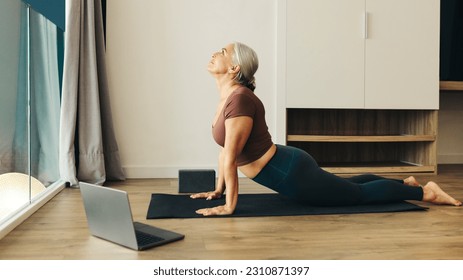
[252,145,423,206]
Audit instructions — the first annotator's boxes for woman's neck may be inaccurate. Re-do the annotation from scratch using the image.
[216,79,240,100]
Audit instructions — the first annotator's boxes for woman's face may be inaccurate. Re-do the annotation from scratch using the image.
[207,44,235,75]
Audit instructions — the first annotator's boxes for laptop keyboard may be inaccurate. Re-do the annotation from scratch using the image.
[135,230,165,246]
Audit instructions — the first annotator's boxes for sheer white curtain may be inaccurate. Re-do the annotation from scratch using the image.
[60,0,125,186]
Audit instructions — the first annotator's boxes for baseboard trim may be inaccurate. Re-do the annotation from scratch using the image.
[123,165,217,179]
[122,165,250,179]
[437,153,463,164]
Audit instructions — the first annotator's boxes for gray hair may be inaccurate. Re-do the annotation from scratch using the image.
[232,42,259,91]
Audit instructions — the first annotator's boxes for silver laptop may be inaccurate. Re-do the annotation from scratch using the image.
[79,182,184,250]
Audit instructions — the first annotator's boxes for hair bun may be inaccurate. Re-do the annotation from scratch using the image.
[247,77,256,91]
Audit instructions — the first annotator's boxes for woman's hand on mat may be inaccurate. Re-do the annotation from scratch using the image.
[195,205,234,216]
[190,191,222,200]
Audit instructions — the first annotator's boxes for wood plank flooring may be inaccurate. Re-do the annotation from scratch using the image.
[0,165,462,260]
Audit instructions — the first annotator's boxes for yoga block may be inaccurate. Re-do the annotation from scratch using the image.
[178,169,215,193]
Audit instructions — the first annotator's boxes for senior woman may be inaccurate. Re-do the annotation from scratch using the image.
[190,42,461,216]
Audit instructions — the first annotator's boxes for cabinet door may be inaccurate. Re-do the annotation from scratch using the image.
[286,0,365,109]
[364,0,439,109]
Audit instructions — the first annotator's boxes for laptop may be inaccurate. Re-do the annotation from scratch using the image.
[79,182,184,250]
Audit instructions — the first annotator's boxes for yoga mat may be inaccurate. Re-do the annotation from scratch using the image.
[146,193,427,219]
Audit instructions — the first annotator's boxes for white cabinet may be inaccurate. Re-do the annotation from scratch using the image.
[286,0,439,110]
[286,0,365,109]
[284,0,440,174]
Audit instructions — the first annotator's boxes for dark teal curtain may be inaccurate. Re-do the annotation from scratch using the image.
[440,0,463,81]
[23,0,65,92]
[13,4,61,186]
[22,0,65,31]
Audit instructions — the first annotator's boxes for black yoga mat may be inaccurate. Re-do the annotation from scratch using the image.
[146,193,427,219]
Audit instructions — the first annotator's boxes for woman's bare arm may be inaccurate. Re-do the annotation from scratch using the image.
[194,116,252,216]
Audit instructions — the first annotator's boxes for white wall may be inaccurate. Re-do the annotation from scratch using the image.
[106,0,462,179]
[106,0,278,178]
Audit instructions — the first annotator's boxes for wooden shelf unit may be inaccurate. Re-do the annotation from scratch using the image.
[440,81,463,91]
[287,135,436,142]
[286,109,438,175]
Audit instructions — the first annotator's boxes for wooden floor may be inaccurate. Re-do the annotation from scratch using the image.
[0,165,462,260]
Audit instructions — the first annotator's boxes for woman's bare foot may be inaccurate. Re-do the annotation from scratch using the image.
[422,181,462,206]
[404,176,420,187]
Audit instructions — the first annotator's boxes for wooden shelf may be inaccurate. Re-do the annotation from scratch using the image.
[322,164,436,175]
[287,135,436,143]
[440,81,463,91]
[286,109,438,175]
